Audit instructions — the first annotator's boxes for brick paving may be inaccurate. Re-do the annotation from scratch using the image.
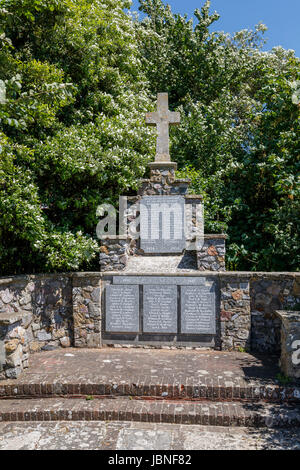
[0,397,300,428]
[1,348,299,402]
[1,348,300,432]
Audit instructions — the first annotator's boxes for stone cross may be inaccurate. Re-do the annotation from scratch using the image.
[146,93,180,162]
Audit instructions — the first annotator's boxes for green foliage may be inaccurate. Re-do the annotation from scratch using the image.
[137,0,300,271]
[0,0,153,274]
[0,0,299,274]
[276,373,291,386]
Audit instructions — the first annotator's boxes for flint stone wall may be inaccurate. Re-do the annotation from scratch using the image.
[99,237,133,272]
[73,274,101,348]
[0,274,72,380]
[0,271,299,380]
[138,166,190,196]
[197,236,227,272]
[251,275,300,353]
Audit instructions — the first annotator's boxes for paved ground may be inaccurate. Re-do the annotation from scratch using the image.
[0,421,300,450]
[1,396,300,427]
[1,348,284,391]
[1,349,299,450]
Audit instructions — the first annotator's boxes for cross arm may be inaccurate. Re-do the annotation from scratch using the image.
[168,111,180,125]
[145,112,159,126]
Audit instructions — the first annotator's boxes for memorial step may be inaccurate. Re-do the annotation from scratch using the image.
[0,397,300,428]
[1,381,300,403]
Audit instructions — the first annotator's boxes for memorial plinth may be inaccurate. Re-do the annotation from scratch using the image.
[100,92,226,348]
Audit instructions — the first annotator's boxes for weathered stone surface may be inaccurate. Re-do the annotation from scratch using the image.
[2,421,300,451]
[6,345,22,367]
[99,238,130,272]
[276,310,300,379]
[220,278,251,351]
[124,253,198,273]
[5,339,19,354]
[138,172,190,196]
[1,289,14,304]
[29,342,42,353]
[60,337,71,348]
[36,330,52,342]
[197,237,226,272]
[145,93,180,162]
[72,276,101,348]
[0,341,5,371]
[232,290,243,301]
[0,276,73,376]
[41,344,57,352]
[251,277,298,353]
[5,366,22,379]
[52,329,66,340]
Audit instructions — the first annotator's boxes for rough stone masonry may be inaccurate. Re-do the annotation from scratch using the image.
[0,271,299,380]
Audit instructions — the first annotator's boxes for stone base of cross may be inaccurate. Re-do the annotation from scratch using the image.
[148,161,178,170]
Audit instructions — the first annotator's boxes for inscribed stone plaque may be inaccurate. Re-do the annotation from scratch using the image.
[140,196,185,254]
[106,285,139,333]
[113,276,205,286]
[181,285,216,334]
[143,285,177,333]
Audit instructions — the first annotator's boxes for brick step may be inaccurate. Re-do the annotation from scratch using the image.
[0,397,300,428]
[1,381,300,403]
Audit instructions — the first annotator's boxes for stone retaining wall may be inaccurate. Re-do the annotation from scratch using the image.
[251,275,300,352]
[0,274,72,379]
[0,271,299,379]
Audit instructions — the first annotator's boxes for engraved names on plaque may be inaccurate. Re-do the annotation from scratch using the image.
[106,285,139,333]
[143,285,177,333]
[181,284,216,334]
[140,196,185,254]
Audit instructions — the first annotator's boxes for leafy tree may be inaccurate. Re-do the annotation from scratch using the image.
[0,0,153,274]
[0,0,299,274]
[137,0,300,271]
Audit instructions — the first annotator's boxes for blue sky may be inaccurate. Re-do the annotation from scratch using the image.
[130,0,300,57]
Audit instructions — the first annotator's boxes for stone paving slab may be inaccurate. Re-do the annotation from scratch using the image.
[1,348,299,402]
[1,421,300,450]
[0,397,300,428]
[124,254,197,272]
